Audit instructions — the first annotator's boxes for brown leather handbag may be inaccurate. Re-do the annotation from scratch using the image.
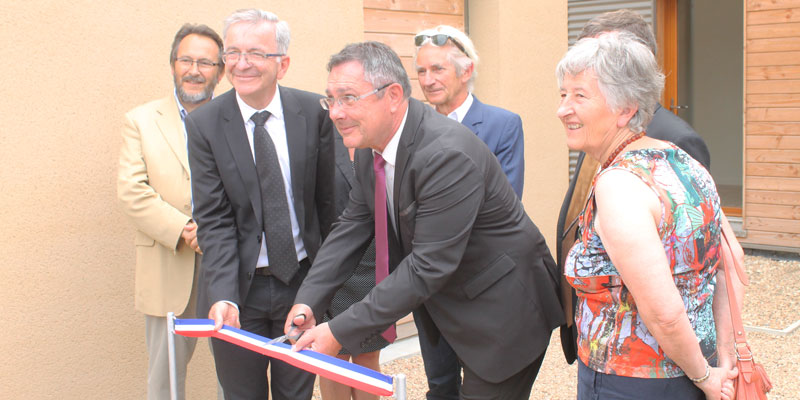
[720,228,773,399]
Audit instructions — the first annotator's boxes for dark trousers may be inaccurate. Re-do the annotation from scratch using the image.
[414,310,461,400]
[577,360,704,400]
[461,350,546,400]
[211,261,314,400]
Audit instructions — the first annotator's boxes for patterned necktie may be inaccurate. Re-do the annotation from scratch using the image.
[373,153,397,343]
[251,111,298,285]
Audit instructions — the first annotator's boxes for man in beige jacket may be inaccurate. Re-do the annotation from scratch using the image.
[117,23,223,400]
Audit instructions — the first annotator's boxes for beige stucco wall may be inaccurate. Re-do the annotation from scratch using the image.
[0,1,565,398]
[469,0,568,244]
[0,2,362,398]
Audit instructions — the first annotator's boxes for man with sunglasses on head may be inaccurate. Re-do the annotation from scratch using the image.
[185,8,336,400]
[118,23,224,399]
[413,24,526,400]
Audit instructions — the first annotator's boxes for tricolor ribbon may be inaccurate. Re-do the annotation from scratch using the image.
[173,318,394,396]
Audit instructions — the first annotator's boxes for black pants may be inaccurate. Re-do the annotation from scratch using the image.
[577,359,704,400]
[211,260,314,400]
[460,350,546,400]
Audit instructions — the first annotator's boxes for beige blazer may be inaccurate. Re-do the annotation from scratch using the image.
[117,95,196,317]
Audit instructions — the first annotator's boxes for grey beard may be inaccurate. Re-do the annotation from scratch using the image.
[175,75,217,104]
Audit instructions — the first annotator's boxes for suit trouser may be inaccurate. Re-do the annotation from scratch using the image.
[211,260,315,400]
[461,350,546,400]
[144,255,225,400]
[413,310,461,400]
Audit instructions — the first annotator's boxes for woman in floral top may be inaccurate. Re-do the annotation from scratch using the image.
[556,32,739,400]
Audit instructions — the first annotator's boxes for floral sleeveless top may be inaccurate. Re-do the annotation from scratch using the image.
[565,145,722,378]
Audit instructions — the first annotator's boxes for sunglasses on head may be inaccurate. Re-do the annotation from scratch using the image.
[414,34,468,56]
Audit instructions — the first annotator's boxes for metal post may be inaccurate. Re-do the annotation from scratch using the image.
[394,373,406,400]
[166,312,178,400]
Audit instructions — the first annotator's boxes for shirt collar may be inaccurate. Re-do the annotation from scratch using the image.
[374,107,409,166]
[445,92,473,123]
[173,89,188,121]
[235,85,284,124]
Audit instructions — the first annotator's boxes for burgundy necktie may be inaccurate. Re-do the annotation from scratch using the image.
[373,153,396,343]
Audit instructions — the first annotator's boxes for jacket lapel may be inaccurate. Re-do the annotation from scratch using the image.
[392,100,424,241]
[461,96,484,136]
[280,87,308,231]
[155,96,190,174]
[221,91,264,228]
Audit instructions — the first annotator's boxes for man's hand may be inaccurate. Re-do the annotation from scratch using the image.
[181,221,202,254]
[291,322,342,356]
[208,301,239,330]
[284,304,316,337]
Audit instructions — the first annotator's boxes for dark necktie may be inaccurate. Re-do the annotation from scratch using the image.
[373,153,397,343]
[251,111,298,285]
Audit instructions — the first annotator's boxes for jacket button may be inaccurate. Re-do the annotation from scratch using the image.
[247,272,253,280]
[256,235,262,242]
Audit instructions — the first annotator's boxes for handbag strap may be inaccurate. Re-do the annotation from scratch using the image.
[719,229,753,360]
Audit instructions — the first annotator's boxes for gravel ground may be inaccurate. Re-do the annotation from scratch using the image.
[313,249,799,399]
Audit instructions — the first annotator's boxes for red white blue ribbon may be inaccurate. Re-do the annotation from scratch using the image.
[173,318,394,396]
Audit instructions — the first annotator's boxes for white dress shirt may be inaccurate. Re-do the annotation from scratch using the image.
[373,108,408,231]
[235,87,307,267]
[445,92,473,123]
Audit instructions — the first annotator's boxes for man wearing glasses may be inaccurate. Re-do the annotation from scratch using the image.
[117,23,224,399]
[413,24,526,400]
[286,41,563,399]
[185,9,335,400]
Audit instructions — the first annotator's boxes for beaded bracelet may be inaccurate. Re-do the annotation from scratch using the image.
[689,363,711,384]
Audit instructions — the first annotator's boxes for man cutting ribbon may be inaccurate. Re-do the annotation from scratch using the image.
[284,42,565,399]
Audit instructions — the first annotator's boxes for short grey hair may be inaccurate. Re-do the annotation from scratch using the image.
[578,9,658,56]
[556,31,664,133]
[327,41,412,100]
[414,25,479,91]
[223,9,290,55]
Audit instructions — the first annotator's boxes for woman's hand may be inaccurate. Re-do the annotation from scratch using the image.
[695,366,738,400]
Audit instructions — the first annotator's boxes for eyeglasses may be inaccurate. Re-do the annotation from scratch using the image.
[222,51,285,65]
[320,82,393,110]
[414,34,468,56]
[175,57,219,71]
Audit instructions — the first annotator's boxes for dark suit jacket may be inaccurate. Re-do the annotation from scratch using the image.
[461,96,525,197]
[186,87,336,315]
[296,99,564,383]
[555,103,711,364]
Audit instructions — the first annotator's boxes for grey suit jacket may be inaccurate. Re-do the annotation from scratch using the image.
[186,87,336,315]
[296,99,564,383]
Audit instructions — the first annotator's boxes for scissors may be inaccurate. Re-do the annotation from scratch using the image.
[263,313,305,347]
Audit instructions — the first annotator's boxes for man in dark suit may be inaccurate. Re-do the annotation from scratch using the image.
[413,24,526,400]
[186,9,335,400]
[286,41,564,399]
[556,9,712,365]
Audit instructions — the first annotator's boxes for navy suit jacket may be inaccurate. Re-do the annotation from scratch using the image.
[461,96,525,197]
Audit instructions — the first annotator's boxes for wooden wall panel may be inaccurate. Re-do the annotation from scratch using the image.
[747,22,800,39]
[364,0,464,14]
[746,107,800,120]
[742,229,800,248]
[747,0,800,12]
[747,50,800,66]
[746,189,800,204]
[746,121,800,135]
[747,203,800,218]
[363,0,464,102]
[746,93,800,107]
[748,8,800,25]
[746,149,800,163]
[746,162,800,177]
[747,134,800,148]
[747,36,800,52]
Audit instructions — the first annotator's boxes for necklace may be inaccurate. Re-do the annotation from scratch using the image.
[601,132,645,170]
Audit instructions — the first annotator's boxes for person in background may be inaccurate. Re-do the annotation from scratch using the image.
[557,32,738,399]
[117,23,224,400]
[415,25,524,198]
[318,132,389,400]
[186,8,335,400]
[556,9,712,364]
